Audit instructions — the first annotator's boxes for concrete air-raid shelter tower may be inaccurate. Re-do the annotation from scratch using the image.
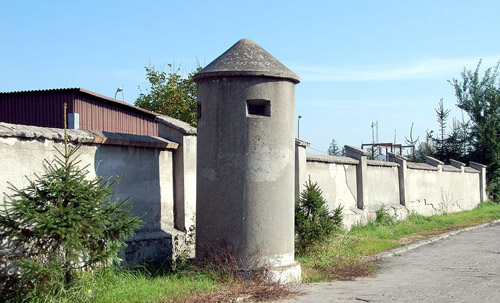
[193,39,301,283]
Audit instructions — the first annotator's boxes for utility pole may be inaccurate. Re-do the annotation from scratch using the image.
[371,122,376,160]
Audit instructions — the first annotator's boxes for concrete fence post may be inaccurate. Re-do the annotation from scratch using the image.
[388,153,408,206]
[345,145,368,209]
[295,138,310,200]
[426,156,443,171]
[157,117,197,231]
[470,161,488,202]
[450,159,466,173]
[194,39,301,283]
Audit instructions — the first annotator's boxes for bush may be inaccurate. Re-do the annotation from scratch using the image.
[0,115,143,299]
[295,178,343,255]
[374,205,396,226]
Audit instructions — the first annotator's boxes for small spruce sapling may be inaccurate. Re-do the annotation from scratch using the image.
[0,104,142,295]
[295,177,343,255]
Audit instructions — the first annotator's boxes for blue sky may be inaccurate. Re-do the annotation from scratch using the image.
[2,0,500,154]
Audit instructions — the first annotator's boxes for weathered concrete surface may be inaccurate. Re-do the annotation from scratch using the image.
[406,167,480,215]
[295,139,310,200]
[276,223,500,303]
[301,147,485,230]
[195,39,301,283]
[364,162,400,211]
[157,117,197,232]
[0,123,180,265]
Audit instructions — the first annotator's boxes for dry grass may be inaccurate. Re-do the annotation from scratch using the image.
[313,256,379,281]
[173,243,300,303]
[171,280,298,303]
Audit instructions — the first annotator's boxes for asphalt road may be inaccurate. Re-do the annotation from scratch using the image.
[277,223,500,303]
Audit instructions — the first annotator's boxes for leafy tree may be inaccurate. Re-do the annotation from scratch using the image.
[135,64,202,127]
[450,60,500,200]
[0,108,142,296]
[295,178,342,255]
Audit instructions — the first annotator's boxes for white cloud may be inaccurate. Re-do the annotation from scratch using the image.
[293,56,500,82]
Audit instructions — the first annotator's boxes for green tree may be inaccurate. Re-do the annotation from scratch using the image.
[450,60,500,200]
[135,64,202,127]
[443,118,469,162]
[295,178,342,255]
[434,98,451,160]
[327,139,342,156]
[0,108,142,296]
[410,130,435,163]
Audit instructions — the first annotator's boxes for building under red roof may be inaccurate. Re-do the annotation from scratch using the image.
[0,88,161,136]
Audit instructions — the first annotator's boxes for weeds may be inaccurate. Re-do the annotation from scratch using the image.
[192,242,297,302]
[374,205,396,226]
[172,225,196,272]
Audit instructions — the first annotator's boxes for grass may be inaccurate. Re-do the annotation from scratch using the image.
[9,202,500,302]
[13,255,296,303]
[297,201,500,282]
[13,267,219,303]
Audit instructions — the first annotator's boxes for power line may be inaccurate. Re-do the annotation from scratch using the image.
[308,146,329,155]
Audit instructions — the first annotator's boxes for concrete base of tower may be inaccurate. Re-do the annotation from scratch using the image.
[266,261,302,284]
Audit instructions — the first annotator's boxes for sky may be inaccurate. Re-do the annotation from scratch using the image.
[2,0,500,155]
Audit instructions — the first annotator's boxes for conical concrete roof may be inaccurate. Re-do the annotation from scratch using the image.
[193,39,300,84]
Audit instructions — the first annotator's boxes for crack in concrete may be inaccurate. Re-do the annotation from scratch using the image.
[343,164,357,203]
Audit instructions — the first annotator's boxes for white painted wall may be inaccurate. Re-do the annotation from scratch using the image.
[301,152,485,230]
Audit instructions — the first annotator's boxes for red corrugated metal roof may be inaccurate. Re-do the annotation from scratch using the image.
[0,87,197,136]
[0,88,160,118]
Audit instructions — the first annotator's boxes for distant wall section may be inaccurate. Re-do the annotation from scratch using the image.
[296,143,486,229]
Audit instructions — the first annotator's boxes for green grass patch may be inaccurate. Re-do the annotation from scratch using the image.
[10,202,500,301]
[16,267,220,303]
[298,201,500,282]
[15,259,296,303]
[85,269,218,303]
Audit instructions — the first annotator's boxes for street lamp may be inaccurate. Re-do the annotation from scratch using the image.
[114,87,123,100]
[298,115,302,138]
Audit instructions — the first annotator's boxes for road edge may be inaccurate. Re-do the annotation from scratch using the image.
[375,219,500,259]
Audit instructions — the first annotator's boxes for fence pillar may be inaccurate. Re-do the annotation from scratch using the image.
[345,145,368,209]
[426,156,443,171]
[470,161,488,202]
[295,138,310,200]
[450,159,466,173]
[157,117,197,231]
[388,153,408,206]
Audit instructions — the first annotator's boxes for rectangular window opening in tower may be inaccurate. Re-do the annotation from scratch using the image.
[246,99,271,117]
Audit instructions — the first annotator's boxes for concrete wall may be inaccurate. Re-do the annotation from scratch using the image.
[305,155,358,212]
[156,116,197,232]
[406,164,481,215]
[364,161,400,211]
[0,123,182,265]
[298,144,486,229]
[0,122,488,265]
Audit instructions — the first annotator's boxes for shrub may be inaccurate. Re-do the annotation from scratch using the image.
[0,110,143,299]
[374,205,396,226]
[295,178,343,255]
